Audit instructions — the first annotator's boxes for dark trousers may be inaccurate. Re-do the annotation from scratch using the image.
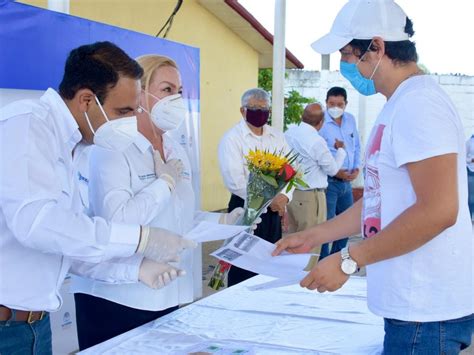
[74,293,178,350]
[227,194,282,287]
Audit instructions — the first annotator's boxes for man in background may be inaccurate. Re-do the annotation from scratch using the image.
[218,88,292,286]
[285,103,346,233]
[319,86,361,259]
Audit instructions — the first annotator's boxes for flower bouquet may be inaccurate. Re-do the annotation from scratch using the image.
[208,149,308,290]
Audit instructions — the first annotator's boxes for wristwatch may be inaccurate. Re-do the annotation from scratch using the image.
[340,246,358,275]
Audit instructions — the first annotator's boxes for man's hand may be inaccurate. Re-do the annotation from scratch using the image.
[272,231,318,256]
[346,168,360,181]
[300,252,349,292]
[269,194,289,217]
[335,169,351,181]
[137,226,197,263]
[334,139,345,149]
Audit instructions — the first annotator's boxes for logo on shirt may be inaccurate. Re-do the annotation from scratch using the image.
[138,173,156,181]
[363,124,385,238]
[77,172,89,184]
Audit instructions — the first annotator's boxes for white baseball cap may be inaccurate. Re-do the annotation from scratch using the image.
[311,0,409,54]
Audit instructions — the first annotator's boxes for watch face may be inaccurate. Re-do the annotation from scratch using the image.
[341,259,357,275]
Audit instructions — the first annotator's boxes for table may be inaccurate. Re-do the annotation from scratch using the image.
[79,275,384,354]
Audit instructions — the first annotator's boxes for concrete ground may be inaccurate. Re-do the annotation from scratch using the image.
[200,230,473,354]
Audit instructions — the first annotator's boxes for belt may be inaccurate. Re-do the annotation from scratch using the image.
[298,188,326,192]
[0,306,47,324]
[328,176,346,183]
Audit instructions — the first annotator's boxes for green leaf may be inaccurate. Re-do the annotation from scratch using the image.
[248,195,264,210]
[260,173,278,188]
[295,177,309,188]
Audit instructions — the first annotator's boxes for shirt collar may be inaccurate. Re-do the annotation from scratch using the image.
[300,121,318,132]
[133,132,153,154]
[325,111,345,125]
[239,118,275,138]
[40,88,81,146]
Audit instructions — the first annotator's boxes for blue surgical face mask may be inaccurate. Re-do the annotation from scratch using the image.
[340,43,381,96]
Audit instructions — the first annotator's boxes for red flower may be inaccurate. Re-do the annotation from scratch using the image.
[278,163,296,182]
[219,261,231,273]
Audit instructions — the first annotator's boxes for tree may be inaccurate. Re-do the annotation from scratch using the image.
[258,68,315,131]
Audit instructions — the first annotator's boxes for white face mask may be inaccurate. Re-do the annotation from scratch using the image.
[327,107,344,119]
[146,93,186,131]
[84,96,138,151]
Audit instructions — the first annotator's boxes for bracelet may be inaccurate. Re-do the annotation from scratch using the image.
[137,225,150,254]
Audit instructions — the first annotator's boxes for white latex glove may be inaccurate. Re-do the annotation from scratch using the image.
[153,150,184,191]
[138,258,185,289]
[219,207,261,231]
[137,226,197,263]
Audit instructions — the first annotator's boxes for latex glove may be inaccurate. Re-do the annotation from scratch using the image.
[218,207,261,231]
[153,150,184,191]
[137,226,197,263]
[138,258,186,289]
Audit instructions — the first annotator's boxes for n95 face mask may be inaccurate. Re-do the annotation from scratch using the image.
[84,96,138,151]
[148,93,186,131]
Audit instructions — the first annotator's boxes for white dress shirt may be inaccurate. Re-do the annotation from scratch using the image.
[218,119,293,201]
[0,89,140,312]
[466,136,474,172]
[71,133,219,311]
[285,122,346,189]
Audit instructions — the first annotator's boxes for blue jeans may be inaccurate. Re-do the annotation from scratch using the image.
[383,314,474,354]
[320,178,354,259]
[468,168,474,219]
[0,313,52,354]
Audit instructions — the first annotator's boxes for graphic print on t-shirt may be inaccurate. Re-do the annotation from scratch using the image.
[363,124,385,238]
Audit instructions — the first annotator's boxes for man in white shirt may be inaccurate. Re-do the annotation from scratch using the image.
[285,103,346,232]
[466,135,474,218]
[0,42,195,353]
[274,1,473,353]
[218,88,292,286]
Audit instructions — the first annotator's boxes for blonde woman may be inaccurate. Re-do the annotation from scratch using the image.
[71,55,244,350]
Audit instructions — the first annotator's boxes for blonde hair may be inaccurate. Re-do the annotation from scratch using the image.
[136,54,179,111]
[136,54,179,92]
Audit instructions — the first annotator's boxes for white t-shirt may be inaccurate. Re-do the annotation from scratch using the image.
[362,75,473,322]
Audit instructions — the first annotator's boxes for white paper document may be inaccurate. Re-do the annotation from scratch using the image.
[185,221,249,243]
[210,232,316,280]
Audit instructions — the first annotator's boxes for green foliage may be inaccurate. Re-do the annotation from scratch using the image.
[258,69,315,131]
[258,68,273,92]
[417,63,430,74]
[284,90,314,130]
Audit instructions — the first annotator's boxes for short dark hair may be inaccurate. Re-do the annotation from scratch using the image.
[326,86,347,102]
[349,17,418,64]
[59,41,143,103]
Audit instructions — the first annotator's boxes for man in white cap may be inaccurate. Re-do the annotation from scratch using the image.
[273,0,473,353]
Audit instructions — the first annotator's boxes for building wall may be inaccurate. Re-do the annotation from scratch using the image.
[20,0,260,211]
[286,70,474,144]
[286,70,474,187]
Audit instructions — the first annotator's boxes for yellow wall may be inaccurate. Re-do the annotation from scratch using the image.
[20,0,259,211]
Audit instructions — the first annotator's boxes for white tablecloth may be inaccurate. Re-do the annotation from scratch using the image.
[79,275,384,354]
